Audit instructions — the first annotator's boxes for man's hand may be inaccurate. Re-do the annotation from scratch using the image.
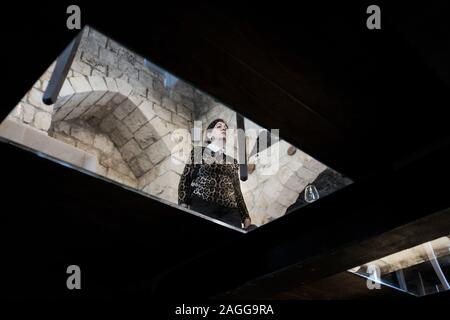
[243,217,252,229]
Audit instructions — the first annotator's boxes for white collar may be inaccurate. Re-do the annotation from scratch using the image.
[207,143,225,153]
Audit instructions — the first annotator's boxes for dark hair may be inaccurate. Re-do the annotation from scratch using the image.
[205,118,228,144]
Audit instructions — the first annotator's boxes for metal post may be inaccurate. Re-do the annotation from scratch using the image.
[43,30,83,105]
[236,113,247,181]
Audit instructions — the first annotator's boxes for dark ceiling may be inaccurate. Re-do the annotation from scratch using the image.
[0,1,449,301]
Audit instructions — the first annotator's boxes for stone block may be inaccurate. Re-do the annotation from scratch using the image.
[107,66,123,79]
[117,47,137,66]
[134,123,157,149]
[122,61,139,79]
[33,79,41,89]
[129,153,153,177]
[109,122,133,147]
[156,156,185,176]
[33,111,52,131]
[111,92,128,105]
[99,113,118,133]
[104,77,119,92]
[137,168,157,190]
[85,115,102,127]
[266,202,287,219]
[165,122,179,133]
[169,91,182,103]
[88,28,108,47]
[52,103,76,122]
[115,160,135,179]
[71,125,94,145]
[72,71,85,77]
[172,113,189,128]
[276,187,300,207]
[241,175,258,192]
[152,78,165,92]
[113,98,137,120]
[99,154,121,170]
[52,132,76,146]
[79,35,100,57]
[153,104,171,122]
[105,38,121,54]
[286,159,304,172]
[94,91,117,108]
[262,178,285,200]
[146,88,162,105]
[173,81,194,99]
[64,102,94,121]
[71,61,92,76]
[91,68,105,77]
[162,97,176,113]
[22,103,35,124]
[303,158,327,175]
[10,104,22,120]
[129,78,147,97]
[52,121,71,135]
[149,116,169,138]
[159,186,178,203]
[180,97,195,111]
[277,165,294,186]
[96,164,108,177]
[176,103,192,121]
[119,138,142,162]
[69,76,92,93]
[145,138,171,165]
[41,80,49,92]
[138,69,154,87]
[115,78,133,97]
[294,167,318,184]
[160,133,178,154]
[142,171,180,200]
[123,107,150,133]
[88,76,108,91]
[82,51,107,73]
[76,141,102,159]
[59,79,75,98]
[93,133,114,154]
[135,101,154,121]
[74,90,107,111]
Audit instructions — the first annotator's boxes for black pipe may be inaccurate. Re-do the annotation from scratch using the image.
[236,113,248,181]
[42,30,83,105]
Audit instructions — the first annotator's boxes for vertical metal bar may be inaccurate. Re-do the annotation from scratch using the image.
[424,242,450,290]
[43,30,83,105]
[236,113,247,181]
[395,269,408,291]
[418,271,426,296]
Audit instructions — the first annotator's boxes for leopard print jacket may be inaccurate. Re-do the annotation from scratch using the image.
[178,146,250,223]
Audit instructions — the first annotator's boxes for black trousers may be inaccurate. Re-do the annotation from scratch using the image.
[190,194,242,229]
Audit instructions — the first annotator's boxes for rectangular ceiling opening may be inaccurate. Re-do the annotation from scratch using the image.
[0,26,352,232]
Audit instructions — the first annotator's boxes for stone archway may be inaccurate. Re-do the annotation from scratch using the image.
[47,75,183,202]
